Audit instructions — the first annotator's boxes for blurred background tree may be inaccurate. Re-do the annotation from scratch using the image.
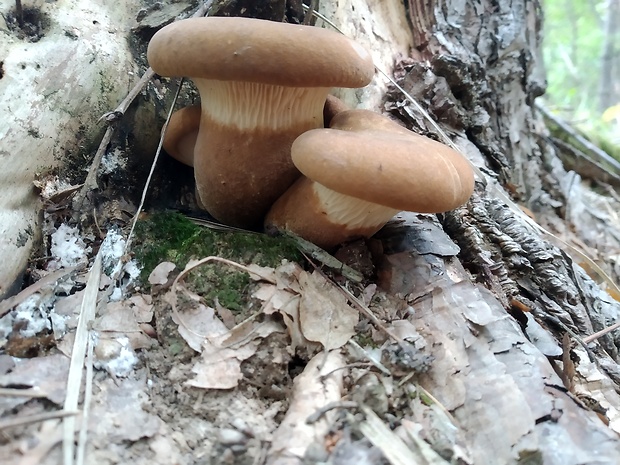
[543,0,620,153]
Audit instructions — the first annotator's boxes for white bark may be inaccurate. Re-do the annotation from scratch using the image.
[0,0,140,296]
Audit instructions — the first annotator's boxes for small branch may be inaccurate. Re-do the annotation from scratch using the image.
[98,68,156,123]
[583,320,620,345]
[536,102,620,174]
[0,410,79,430]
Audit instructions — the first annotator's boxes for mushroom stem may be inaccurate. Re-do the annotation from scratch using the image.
[192,79,329,228]
[162,106,201,167]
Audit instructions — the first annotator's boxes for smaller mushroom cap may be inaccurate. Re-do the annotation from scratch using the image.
[323,95,351,127]
[162,106,201,167]
[292,110,474,213]
[147,17,375,88]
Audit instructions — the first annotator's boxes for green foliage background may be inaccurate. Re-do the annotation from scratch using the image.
[542,0,619,150]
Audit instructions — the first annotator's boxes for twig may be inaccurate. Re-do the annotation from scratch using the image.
[73,67,157,211]
[0,409,79,430]
[283,231,364,283]
[98,69,156,123]
[583,321,620,345]
[536,102,620,174]
[305,400,358,424]
[72,125,115,211]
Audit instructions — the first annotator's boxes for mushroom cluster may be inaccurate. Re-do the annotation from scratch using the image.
[265,110,475,249]
[148,17,475,249]
[148,16,375,228]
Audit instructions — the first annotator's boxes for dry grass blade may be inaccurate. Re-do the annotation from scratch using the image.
[0,410,79,430]
[75,333,95,465]
[357,405,430,465]
[187,215,261,234]
[122,79,184,258]
[63,252,102,465]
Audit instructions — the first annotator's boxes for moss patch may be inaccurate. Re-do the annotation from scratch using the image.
[132,211,301,311]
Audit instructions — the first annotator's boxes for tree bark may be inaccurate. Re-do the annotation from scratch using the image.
[330,0,620,462]
[3,0,620,462]
[0,0,141,297]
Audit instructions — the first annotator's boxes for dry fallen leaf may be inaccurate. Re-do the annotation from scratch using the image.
[299,271,359,351]
[0,354,70,414]
[187,318,284,390]
[173,303,227,352]
[148,261,176,285]
[267,351,345,462]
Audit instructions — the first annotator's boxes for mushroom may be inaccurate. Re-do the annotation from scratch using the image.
[147,17,375,228]
[264,110,475,249]
[323,94,351,127]
[163,96,350,167]
[162,106,201,167]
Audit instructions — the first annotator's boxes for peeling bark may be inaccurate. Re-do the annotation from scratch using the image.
[374,0,620,460]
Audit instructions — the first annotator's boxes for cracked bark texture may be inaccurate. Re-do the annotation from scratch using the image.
[373,0,620,463]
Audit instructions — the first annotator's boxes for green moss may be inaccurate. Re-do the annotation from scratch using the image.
[419,391,434,405]
[132,211,301,311]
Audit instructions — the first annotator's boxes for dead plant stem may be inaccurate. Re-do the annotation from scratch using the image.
[0,410,79,430]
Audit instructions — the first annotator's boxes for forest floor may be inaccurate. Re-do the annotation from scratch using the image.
[0,175,459,464]
[3,2,620,464]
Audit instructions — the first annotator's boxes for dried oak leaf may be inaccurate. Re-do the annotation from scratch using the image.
[298,271,358,350]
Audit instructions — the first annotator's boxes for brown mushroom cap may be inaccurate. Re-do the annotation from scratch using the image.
[292,110,474,213]
[265,110,475,249]
[147,17,374,88]
[323,95,351,127]
[162,106,201,167]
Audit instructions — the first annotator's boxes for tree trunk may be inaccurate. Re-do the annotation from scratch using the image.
[370,0,620,464]
[598,0,620,113]
[335,0,620,462]
[0,0,141,297]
